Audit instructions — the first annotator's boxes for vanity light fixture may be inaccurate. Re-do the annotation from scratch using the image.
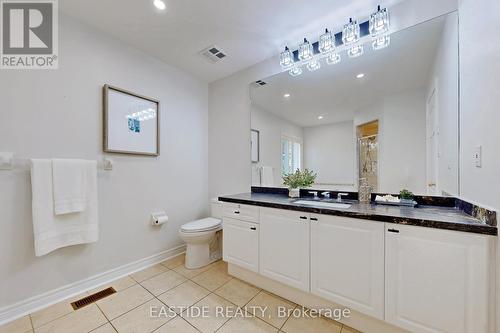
[342,18,360,46]
[326,52,341,65]
[280,6,390,77]
[319,29,335,54]
[153,0,166,10]
[369,5,389,36]
[307,59,321,71]
[348,44,364,58]
[298,38,313,61]
[372,34,390,50]
[370,5,390,50]
[280,46,294,69]
[289,66,303,77]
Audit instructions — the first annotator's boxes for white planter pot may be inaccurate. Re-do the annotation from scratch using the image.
[288,188,300,198]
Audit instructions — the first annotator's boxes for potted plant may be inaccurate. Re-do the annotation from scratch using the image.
[399,189,415,205]
[283,169,317,198]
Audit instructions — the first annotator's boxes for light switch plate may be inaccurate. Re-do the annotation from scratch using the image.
[474,146,482,168]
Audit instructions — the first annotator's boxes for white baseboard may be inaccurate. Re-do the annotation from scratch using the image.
[0,244,186,326]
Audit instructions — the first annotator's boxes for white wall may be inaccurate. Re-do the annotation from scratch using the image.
[0,15,208,308]
[303,121,356,186]
[428,13,459,196]
[354,89,427,194]
[251,106,303,186]
[458,0,500,328]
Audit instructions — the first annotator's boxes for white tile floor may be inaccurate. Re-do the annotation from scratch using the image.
[0,255,362,333]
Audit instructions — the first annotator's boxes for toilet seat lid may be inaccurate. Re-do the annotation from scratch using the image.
[181,217,221,233]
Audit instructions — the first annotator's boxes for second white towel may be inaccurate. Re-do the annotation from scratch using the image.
[52,159,88,215]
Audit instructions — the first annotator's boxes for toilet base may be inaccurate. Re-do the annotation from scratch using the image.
[185,243,213,269]
[180,228,222,269]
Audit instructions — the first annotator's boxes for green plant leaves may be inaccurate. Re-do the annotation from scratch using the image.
[283,169,317,189]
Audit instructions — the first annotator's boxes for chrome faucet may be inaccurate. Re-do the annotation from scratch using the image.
[308,191,319,199]
[321,191,331,199]
[337,193,348,203]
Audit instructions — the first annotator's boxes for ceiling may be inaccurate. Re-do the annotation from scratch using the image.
[60,0,403,82]
[250,14,450,127]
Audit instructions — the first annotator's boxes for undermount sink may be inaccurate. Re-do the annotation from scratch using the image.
[293,200,352,209]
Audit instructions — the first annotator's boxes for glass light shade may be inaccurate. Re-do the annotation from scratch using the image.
[369,6,389,36]
[298,38,313,61]
[289,66,303,77]
[306,59,321,71]
[347,44,364,58]
[319,29,335,54]
[326,52,341,65]
[280,46,294,69]
[372,34,390,50]
[342,18,360,46]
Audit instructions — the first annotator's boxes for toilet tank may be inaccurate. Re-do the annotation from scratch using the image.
[210,198,222,219]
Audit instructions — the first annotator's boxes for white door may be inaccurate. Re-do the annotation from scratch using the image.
[310,215,385,319]
[222,217,259,272]
[426,86,439,194]
[259,208,310,291]
[385,224,492,333]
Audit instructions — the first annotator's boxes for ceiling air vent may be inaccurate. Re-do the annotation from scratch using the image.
[199,45,227,63]
[251,80,267,88]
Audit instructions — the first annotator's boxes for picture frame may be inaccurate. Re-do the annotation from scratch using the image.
[103,84,160,156]
[251,129,260,162]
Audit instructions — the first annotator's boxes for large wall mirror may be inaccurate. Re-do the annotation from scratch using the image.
[250,12,459,196]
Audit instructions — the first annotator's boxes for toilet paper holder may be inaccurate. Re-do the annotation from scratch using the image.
[151,212,168,225]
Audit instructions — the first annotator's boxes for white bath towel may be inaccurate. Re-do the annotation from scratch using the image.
[261,166,274,186]
[31,159,98,256]
[52,159,88,215]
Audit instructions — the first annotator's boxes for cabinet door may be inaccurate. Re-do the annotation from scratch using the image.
[385,224,492,333]
[259,208,310,291]
[222,217,259,272]
[310,215,385,319]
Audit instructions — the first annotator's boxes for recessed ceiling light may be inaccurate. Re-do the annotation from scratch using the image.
[283,93,291,98]
[153,0,166,10]
[356,73,365,79]
[318,116,324,120]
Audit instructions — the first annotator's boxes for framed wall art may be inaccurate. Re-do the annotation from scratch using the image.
[103,84,160,156]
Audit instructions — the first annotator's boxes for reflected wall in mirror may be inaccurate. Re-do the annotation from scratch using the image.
[250,12,459,196]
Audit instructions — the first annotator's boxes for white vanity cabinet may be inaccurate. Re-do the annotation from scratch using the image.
[259,207,310,291]
[385,224,493,333]
[310,214,385,319]
[222,204,260,272]
[221,201,495,333]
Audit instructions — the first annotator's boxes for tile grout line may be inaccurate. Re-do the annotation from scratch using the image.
[28,313,34,332]
[278,304,298,332]
[130,265,172,284]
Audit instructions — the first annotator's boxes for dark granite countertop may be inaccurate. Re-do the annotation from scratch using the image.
[218,193,497,236]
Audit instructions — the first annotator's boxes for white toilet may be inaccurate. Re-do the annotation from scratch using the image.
[179,199,222,269]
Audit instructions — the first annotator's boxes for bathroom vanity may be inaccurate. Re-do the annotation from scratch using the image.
[219,191,497,333]
[236,9,498,333]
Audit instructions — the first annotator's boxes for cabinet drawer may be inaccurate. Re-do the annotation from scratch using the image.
[223,203,259,223]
